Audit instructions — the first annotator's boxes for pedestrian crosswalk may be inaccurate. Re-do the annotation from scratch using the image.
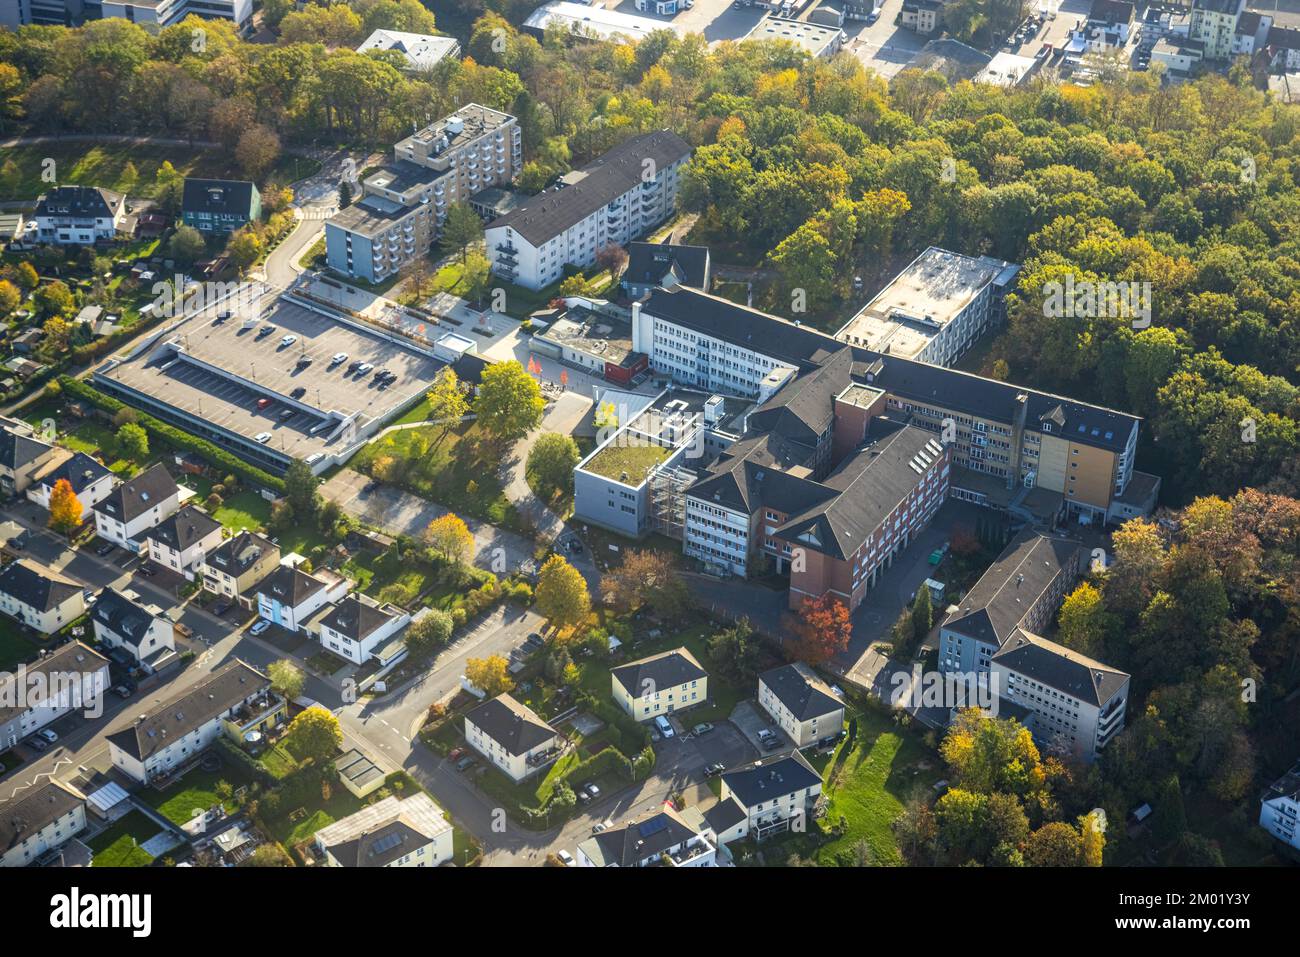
[296,205,336,220]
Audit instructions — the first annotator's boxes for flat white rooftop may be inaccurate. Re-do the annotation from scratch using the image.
[524,1,689,40]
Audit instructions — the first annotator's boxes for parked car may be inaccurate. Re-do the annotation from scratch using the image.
[279,334,297,347]
[362,480,380,494]
[762,736,782,751]
[704,763,725,778]
[254,432,272,444]
[95,542,114,557]
[654,715,675,738]
[591,822,607,834]
[112,685,132,699]
[211,600,232,616]
[556,850,575,866]
[692,722,714,735]
[38,728,58,744]
[448,747,466,761]
[330,352,348,366]
[249,619,271,636]
[346,360,363,374]
[256,325,276,339]
[27,737,48,752]
[290,386,306,399]
[137,564,157,578]
[278,409,295,421]
[455,755,476,772]
[757,727,777,741]
[256,397,272,409]
[355,362,374,376]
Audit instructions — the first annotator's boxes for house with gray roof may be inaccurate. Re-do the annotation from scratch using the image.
[314,792,452,868]
[33,186,126,245]
[0,641,109,752]
[25,450,118,512]
[576,805,717,867]
[145,504,223,580]
[622,240,712,299]
[90,587,176,672]
[0,558,86,634]
[314,593,410,665]
[718,751,824,842]
[181,178,261,235]
[758,662,845,747]
[463,693,561,781]
[0,418,57,496]
[255,560,351,633]
[93,463,181,551]
[0,780,88,869]
[611,647,708,721]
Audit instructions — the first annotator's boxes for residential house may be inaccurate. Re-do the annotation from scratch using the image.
[200,530,280,604]
[313,792,453,867]
[355,29,460,71]
[106,659,281,784]
[484,130,691,290]
[93,464,181,551]
[611,647,709,721]
[1259,761,1300,854]
[0,418,56,496]
[576,805,717,867]
[901,0,945,34]
[25,450,118,512]
[33,186,126,245]
[314,593,410,665]
[757,662,845,747]
[1081,0,1136,48]
[1189,0,1245,60]
[181,179,262,236]
[145,504,223,579]
[10,0,256,33]
[717,751,824,842]
[463,693,561,782]
[90,587,176,672]
[256,560,351,633]
[0,642,109,752]
[0,558,86,634]
[622,240,712,299]
[0,780,88,868]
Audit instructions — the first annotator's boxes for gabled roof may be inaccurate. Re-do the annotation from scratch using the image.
[313,793,451,867]
[687,431,830,515]
[746,347,854,446]
[721,751,821,809]
[0,780,85,855]
[92,587,163,647]
[577,806,707,867]
[320,595,396,643]
[32,451,114,496]
[181,178,258,217]
[941,530,1082,646]
[624,241,710,291]
[0,558,82,612]
[35,185,123,220]
[992,628,1128,707]
[465,693,557,756]
[489,130,691,246]
[106,659,270,762]
[611,647,708,697]
[205,530,277,576]
[95,464,178,525]
[259,563,326,608]
[1087,0,1135,24]
[0,641,108,725]
[0,423,54,472]
[147,504,220,553]
[759,662,843,721]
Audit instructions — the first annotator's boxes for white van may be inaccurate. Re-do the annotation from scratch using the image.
[654,715,674,738]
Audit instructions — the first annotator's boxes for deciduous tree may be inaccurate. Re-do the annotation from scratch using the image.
[535,554,590,633]
[789,593,851,665]
[465,654,514,697]
[424,513,474,566]
[48,478,82,533]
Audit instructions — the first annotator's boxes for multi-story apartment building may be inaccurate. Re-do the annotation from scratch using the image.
[611,647,709,721]
[1259,762,1300,854]
[991,629,1130,763]
[1189,0,1245,60]
[32,186,126,246]
[92,463,181,551]
[0,558,87,634]
[90,587,176,672]
[325,104,521,284]
[200,530,280,603]
[0,418,57,496]
[25,450,117,512]
[835,247,1019,367]
[1,0,254,33]
[484,130,691,290]
[255,561,351,634]
[576,806,718,867]
[181,178,261,236]
[145,504,222,580]
[0,641,109,752]
[0,781,88,869]
[938,530,1084,677]
[716,751,824,843]
[463,693,561,782]
[314,593,409,665]
[107,659,281,784]
[313,792,453,868]
[757,663,845,747]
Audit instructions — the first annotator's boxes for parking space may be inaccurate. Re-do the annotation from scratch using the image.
[729,699,791,754]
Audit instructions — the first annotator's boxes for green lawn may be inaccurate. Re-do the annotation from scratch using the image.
[584,443,672,483]
[142,767,243,826]
[0,620,35,672]
[88,811,160,867]
[256,744,301,781]
[265,788,366,848]
[211,490,272,532]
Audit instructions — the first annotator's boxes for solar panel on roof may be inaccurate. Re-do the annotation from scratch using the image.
[369,832,404,856]
[638,816,669,838]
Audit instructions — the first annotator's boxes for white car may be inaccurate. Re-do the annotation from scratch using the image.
[556,850,575,866]
[280,334,297,347]
[38,728,58,744]
[249,619,272,636]
[254,432,272,443]
[355,362,374,375]
[329,352,348,366]
[654,715,674,738]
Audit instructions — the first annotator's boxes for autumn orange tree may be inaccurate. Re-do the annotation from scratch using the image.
[425,512,474,566]
[789,592,851,665]
[535,554,590,636]
[48,478,82,534]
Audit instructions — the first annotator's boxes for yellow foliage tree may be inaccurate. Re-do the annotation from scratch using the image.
[48,478,82,533]
[465,654,513,697]
[535,554,591,635]
[425,512,474,566]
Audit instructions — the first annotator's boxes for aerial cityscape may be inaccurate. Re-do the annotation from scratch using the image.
[0,0,1294,920]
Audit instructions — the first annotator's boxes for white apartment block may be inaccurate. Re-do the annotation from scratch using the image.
[326,104,520,284]
[92,464,180,551]
[757,663,845,748]
[1259,763,1300,853]
[0,558,87,635]
[145,504,223,580]
[315,594,409,665]
[0,781,88,869]
[0,642,109,752]
[610,647,709,720]
[463,693,561,782]
[1189,0,1245,60]
[33,186,126,246]
[2,0,255,32]
[716,752,824,843]
[26,451,118,512]
[90,587,176,671]
[485,129,691,290]
[256,561,351,634]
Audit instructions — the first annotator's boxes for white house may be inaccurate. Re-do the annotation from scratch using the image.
[1259,762,1300,854]
[0,418,57,496]
[314,594,410,665]
[93,464,180,551]
[0,641,109,753]
[610,647,709,721]
[145,504,223,579]
[463,693,561,782]
[33,186,127,245]
[25,451,118,512]
[313,792,453,867]
[90,587,176,672]
[356,29,460,71]
[106,659,281,784]
[576,806,718,867]
[0,558,86,634]
[200,530,280,603]
[256,560,351,633]
[0,781,88,868]
[717,751,824,843]
[757,662,845,748]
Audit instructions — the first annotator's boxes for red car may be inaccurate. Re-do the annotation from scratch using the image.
[256,398,272,410]
[448,747,466,761]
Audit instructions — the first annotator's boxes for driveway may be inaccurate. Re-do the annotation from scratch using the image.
[499,391,593,544]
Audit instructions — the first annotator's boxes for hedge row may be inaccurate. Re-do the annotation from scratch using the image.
[58,375,286,494]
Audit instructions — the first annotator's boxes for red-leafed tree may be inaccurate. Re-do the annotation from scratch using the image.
[789,593,852,665]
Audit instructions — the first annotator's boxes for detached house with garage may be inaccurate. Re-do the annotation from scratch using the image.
[611,647,708,721]
[26,451,117,512]
[93,464,181,551]
[145,504,223,579]
[90,587,177,673]
[181,178,261,236]
[576,805,718,867]
[314,792,453,868]
[201,530,280,604]
[314,594,410,666]
[757,662,845,747]
[716,751,824,843]
[0,558,86,634]
[0,780,88,869]
[33,186,127,245]
[256,560,351,633]
[0,641,109,753]
[107,659,280,784]
[463,693,562,782]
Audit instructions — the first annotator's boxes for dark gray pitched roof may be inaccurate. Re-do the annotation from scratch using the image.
[0,641,108,724]
[91,587,161,647]
[259,563,326,607]
[0,781,85,855]
[687,431,830,515]
[106,659,270,762]
[182,178,258,217]
[746,347,854,446]
[35,451,113,496]
[941,530,1082,646]
[95,464,178,524]
[321,595,396,643]
[611,647,708,697]
[580,806,703,866]
[206,530,277,576]
[0,424,54,471]
[489,130,691,246]
[147,504,220,553]
[1088,0,1135,23]
[721,751,821,808]
[624,241,710,290]
[992,628,1128,706]
[465,693,557,756]
[759,663,843,721]
[703,795,747,835]
[35,185,122,219]
[0,558,82,611]
[324,819,429,867]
